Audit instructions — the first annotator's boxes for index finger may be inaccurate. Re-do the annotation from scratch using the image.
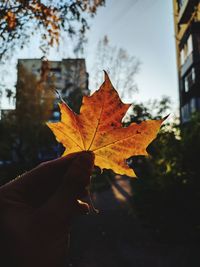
[35,151,94,223]
[0,152,94,208]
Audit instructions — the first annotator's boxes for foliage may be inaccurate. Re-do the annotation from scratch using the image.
[0,63,56,171]
[47,72,162,176]
[0,59,89,185]
[129,100,200,242]
[91,35,140,100]
[129,96,171,122]
[0,0,105,59]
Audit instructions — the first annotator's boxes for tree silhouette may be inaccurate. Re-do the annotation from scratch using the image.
[0,0,105,59]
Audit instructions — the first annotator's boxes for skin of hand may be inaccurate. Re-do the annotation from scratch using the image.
[0,151,94,267]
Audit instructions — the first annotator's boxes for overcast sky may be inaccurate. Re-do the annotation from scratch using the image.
[1,0,178,114]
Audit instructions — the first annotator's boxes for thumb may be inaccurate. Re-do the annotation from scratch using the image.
[57,151,95,199]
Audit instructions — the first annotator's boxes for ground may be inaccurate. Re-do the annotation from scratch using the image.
[68,175,200,267]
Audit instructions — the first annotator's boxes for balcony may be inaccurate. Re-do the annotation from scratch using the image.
[178,0,196,24]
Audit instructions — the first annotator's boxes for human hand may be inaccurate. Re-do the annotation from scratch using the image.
[0,151,94,267]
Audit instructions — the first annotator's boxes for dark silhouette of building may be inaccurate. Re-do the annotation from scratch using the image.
[173,0,200,123]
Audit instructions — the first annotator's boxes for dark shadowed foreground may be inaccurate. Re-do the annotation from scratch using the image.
[68,176,200,267]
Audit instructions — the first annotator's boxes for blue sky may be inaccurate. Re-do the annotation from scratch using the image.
[85,0,178,108]
[1,0,178,114]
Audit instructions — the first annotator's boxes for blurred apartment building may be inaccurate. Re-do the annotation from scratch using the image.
[12,58,89,160]
[173,0,200,123]
[16,58,89,120]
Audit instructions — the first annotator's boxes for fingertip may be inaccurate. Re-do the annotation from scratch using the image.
[67,151,94,178]
[75,151,95,166]
[49,151,94,204]
[60,151,94,165]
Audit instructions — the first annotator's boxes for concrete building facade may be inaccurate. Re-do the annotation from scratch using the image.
[173,0,200,123]
[17,58,89,120]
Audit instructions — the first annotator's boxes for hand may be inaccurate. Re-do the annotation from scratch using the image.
[0,151,94,267]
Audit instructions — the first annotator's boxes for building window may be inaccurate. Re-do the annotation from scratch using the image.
[51,70,62,79]
[32,68,40,75]
[192,67,195,81]
[190,98,196,113]
[180,49,185,66]
[180,35,193,66]
[184,79,189,92]
[181,103,190,123]
[187,35,193,55]
[184,67,195,92]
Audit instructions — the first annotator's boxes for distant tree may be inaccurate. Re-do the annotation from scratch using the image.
[0,0,105,59]
[0,63,56,167]
[129,96,172,122]
[128,99,200,242]
[91,35,140,100]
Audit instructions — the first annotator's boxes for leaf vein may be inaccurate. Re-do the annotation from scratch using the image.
[87,93,105,150]
[54,123,84,150]
[92,132,142,152]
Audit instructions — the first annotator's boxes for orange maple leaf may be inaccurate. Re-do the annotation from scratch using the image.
[47,72,164,177]
[5,11,16,30]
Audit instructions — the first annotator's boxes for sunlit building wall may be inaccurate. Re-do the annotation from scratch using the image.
[173,0,200,123]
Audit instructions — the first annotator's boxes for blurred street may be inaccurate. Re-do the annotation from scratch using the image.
[69,175,200,267]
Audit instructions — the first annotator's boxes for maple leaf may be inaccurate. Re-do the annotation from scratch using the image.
[47,72,164,177]
[5,11,16,30]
